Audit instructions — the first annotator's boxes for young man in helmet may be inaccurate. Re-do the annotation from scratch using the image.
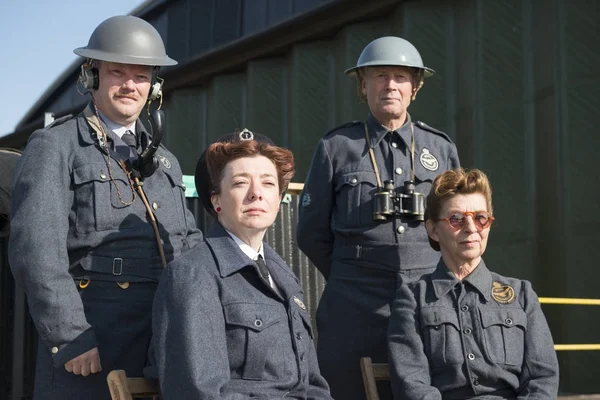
[297,36,461,400]
[9,15,203,399]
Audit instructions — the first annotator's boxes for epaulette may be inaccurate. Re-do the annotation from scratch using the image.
[323,120,362,137]
[415,121,452,143]
[44,114,74,130]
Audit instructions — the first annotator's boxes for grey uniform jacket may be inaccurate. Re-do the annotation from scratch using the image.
[152,222,332,399]
[388,259,559,399]
[297,113,460,279]
[8,105,203,367]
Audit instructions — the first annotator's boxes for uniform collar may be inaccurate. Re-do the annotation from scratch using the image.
[98,110,136,138]
[366,112,413,148]
[431,258,492,302]
[78,102,151,148]
[205,222,256,277]
[225,229,265,261]
[205,222,300,300]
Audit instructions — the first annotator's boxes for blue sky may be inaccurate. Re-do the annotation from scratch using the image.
[0,0,144,137]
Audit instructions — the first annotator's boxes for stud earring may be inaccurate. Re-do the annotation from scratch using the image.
[216,207,221,213]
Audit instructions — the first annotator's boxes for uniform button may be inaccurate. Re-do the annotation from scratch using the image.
[505,318,513,325]
[473,378,480,386]
[395,167,403,175]
[182,184,186,190]
[152,202,159,210]
[296,332,302,340]
[350,177,357,184]
[461,305,469,312]
[433,325,440,331]
[464,328,472,334]
[391,142,398,148]
[254,319,262,327]
[467,353,475,360]
[397,226,405,234]
[51,347,59,354]
[100,172,107,180]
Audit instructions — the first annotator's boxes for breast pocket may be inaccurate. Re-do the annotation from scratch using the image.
[420,307,464,367]
[160,168,188,232]
[334,171,377,227]
[72,163,129,232]
[479,306,527,366]
[223,302,286,381]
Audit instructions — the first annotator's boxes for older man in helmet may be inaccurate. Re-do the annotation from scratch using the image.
[297,36,461,399]
[9,15,203,399]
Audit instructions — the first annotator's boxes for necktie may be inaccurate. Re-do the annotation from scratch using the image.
[255,255,270,282]
[121,131,137,150]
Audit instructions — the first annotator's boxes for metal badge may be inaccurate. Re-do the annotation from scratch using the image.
[492,282,516,304]
[301,192,311,207]
[419,148,439,171]
[159,155,171,169]
[239,128,254,141]
[293,296,306,310]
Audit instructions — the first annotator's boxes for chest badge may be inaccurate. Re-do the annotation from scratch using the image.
[159,155,171,169]
[419,148,439,171]
[301,192,311,207]
[293,296,306,310]
[492,282,516,304]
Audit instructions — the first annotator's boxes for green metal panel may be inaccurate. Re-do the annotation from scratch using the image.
[246,59,288,146]
[208,74,247,142]
[288,41,333,181]
[162,88,208,174]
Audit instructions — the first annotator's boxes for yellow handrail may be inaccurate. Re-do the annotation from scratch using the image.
[555,344,600,351]
[539,297,600,306]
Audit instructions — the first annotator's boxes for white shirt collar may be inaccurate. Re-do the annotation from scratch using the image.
[225,230,264,261]
[97,110,136,139]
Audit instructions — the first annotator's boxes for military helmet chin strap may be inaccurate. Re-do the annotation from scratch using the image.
[83,103,167,269]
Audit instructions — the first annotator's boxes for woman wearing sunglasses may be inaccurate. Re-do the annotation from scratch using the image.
[387,168,559,399]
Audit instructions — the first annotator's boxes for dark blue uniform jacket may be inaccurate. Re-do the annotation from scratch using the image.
[152,222,332,399]
[388,259,559,399]
[8,104,203,399]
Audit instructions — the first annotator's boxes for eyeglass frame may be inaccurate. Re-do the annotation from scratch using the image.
[438,211,495,231]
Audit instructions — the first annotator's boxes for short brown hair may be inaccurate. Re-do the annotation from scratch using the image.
[425,168,493,251]
[206,140,295,197]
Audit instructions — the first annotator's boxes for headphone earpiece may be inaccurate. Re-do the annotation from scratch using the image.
[148,76,163,102]
[79,63,99,91]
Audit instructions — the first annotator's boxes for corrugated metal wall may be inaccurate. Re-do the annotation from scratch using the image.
[159,0,600,393]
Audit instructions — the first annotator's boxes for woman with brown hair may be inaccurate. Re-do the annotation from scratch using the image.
[152,130,331,399]
[387,168,559,399]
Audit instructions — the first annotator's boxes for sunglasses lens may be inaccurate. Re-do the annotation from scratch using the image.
[448,213,465,228]
[474,212,491,229]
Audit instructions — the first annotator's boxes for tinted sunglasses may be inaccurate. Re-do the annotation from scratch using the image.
[439,211,494,231]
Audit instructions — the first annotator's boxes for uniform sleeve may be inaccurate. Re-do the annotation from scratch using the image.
[8,130,98,367]
[388,282,442,400]
[183,205,204,249]
[516,282,559,399]
[448,141,460,170]
[153,258,245,400]
[297,139,335,279]
[305,335,333,399]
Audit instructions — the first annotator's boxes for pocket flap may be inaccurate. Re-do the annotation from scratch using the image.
[223,302,281,332]
[334,171,377,191]
[479,306,527,329]
[420,307,460,330]
[73,163,127,184]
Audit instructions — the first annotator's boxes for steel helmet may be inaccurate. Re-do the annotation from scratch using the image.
[345,36,434,77]
[73,15,177,66]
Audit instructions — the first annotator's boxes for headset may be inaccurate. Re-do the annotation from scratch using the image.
[79,60,164,102]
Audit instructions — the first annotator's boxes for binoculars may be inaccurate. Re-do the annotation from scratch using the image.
[373,180,425,222]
